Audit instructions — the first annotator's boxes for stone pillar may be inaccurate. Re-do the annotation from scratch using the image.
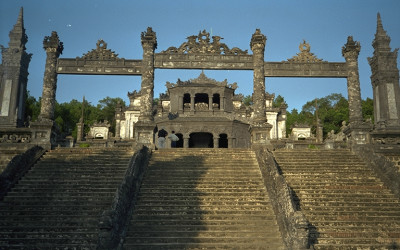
[250,29,267,123]
[342,36,373,149]
[221,96,225,111]
[0,8,32,128]
[316,119,323,143]
[190,95,195,111]
[342,36,363,124]
[208,95,213,111]
[249,29,272,147]
[228,137,233,148]
[135,28,157,147]
[138,27,157,122]
[38,31,63,121]
[213,136,219,148]
[368,13,400,133]
[76,121,84,141]
[114,101,123,139]
[183,136,189,148]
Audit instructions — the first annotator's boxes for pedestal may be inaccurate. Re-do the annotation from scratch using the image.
[134,121,156,148]
[29,119,57,150]
[249,122,273,149]
[343,121,373,151]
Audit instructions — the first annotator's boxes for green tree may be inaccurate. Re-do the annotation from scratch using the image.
[272,95,285,108]
[242,95,253,106]
[362,97,374,123]
[25,91,40,122]
[96,97,126,135]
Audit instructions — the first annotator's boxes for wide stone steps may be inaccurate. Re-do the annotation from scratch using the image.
[274,149,400,249]
[124,149,285,249]
[0,148,133,249]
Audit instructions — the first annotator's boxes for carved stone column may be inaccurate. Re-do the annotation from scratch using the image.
[342,36,373,149]
[38,31,63,121]
[114,101,123,139]
[138,27,157,122]
[342,36,363,124]
[249,29,272,147]
[135,28,157,147]
[208,96,213,111]
[251,29,267,123]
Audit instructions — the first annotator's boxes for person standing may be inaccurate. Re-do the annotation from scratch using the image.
[168,131,179,148]
[157,128,168,149]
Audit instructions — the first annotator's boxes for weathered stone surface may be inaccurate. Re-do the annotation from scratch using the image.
[122,148,286,249]
[255,147,310,249]
[139,27,157,123]
[342,36,363,124]
[38,31,63,121]
[97,146,150,249]
[0,7,32,128]
[368,13,400,131]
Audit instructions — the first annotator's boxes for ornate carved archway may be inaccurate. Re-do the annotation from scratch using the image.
[38,28,364,146]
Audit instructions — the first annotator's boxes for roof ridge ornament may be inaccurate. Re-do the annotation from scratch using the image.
[166,72,238,89]
[161,30,248,55]
[79,39,122,61]
[286,40,325,63]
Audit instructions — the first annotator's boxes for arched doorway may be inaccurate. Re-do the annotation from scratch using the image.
[189,132,213,148]
[219,133,228,148]
[176,133,184,148]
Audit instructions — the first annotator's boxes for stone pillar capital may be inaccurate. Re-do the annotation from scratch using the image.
[250,29,266,52]
[342,36,360,60]
[43,31,63,56]
[141,27,157,50]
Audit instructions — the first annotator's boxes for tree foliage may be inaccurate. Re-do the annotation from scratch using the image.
[25,95,125,139]
[286,93,374,139]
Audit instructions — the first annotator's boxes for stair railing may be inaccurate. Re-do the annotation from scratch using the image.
[0,146,46,200]
[354,145,400,199]
[254,147,310,249]
[97,146,151,250]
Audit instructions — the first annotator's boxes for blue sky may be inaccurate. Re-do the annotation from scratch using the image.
[1,0,399,111]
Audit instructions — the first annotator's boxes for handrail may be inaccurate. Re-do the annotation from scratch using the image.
[254,147,310,249]
[354,145,400,199]
[0,146,46,200]
[97,146,151,249]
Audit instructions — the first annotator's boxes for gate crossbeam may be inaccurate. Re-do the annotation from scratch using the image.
[56,58,142,75]
[264,62,347,78]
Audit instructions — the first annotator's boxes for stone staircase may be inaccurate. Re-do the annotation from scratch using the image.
[273,149,400,249]
[124,148,285,249]
[0,147,134,249]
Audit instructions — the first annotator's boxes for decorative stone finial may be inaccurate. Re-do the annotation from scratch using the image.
[160,30,247,55]
[8,7,28,50]
[250,29,267,51]
[43,31,63,55]
[372,13,391,51]
[141,27,157,49]
[342,36,360,58]
[287,40,324,62]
